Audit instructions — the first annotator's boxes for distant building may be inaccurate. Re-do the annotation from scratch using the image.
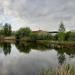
[32,30,48,35]
[48,31,58,36]
[32,30,58,36]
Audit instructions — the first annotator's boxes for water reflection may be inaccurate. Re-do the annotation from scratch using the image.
[15,42,31,53]
[57,53,65,65]
[0,42,74,75]
[3,43,11,55]
[0,43,11,55]
[55,47,75,56]
[55,47,75,65]
[15,42,51,53]
[0,42,75,57]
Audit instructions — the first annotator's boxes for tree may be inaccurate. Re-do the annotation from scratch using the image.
[3,23,9,36]
[65,31,71,41]
[58,22,66,41]
[3,23,12,36]
[59,22,65,32]
[15,27,32,40]
[68,31,75,41]
[8,25,12,36]
[54,34,59,41]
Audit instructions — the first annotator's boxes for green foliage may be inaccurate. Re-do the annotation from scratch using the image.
[59,22,65,32]
[40,34,53,40]
[54,34,59,40]
[68,32,75,41]
[65,31,71,41]
[31,33,53,41]
[58,22,66,41]
[0,30,4,35]
[15,27,32,40]
[9,25,12,36]
[3,23,12,36]
[31,33,38,41]
[64,31,75,41]
[58,32,65,41]
[0,22,75,42]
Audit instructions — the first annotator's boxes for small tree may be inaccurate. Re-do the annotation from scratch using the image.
[3,23,12,36]
[3,23,9,36]
[59,22,65,32]
[8,25,12,36]
[58,22,65,41]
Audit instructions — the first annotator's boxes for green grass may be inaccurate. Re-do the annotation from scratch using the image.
[39,64,75,75]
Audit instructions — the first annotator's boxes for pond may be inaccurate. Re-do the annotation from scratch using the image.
[0,42,75,75]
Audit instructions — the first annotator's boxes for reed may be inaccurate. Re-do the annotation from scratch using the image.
[39,64,75,75]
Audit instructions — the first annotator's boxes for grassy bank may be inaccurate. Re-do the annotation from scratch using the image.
[1,35,75,48]
[17,37,75,48]
[39,64,75,75]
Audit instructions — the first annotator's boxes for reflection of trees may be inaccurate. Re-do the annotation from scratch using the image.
[55,47,65,65]
[30,43,51,51]
[55,47,75,57]
[15,42,31,53]
[2,43,11,55]
[55,47,75,65]
[58,53,65,65]
[15,42,51,53]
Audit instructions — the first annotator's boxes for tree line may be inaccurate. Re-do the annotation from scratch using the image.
[15,22,75,42]
[0,22,75,42]
[0,23,12,36]
[54,22,75,41]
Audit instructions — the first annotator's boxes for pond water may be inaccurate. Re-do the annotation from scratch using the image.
[0,42,75,75]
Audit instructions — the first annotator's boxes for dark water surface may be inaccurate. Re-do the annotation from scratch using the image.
[0,43,75,75]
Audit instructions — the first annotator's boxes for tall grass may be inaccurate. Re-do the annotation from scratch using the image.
[39,64,75,75]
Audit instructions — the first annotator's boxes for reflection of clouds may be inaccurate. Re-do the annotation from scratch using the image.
[0,45,59,75]
[7,49,58,75]
[0,44,74,75]
[0,48,3,53]
[65,53,75,65]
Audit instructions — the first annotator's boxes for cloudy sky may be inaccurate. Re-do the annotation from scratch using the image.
[0,0,75,31]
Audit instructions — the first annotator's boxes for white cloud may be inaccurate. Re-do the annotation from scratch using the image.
[0,0,75,31]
